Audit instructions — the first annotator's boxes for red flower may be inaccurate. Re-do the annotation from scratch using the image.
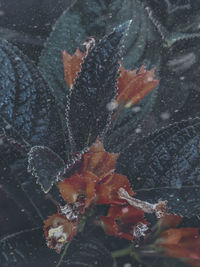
[59,171,98,213]
[117,65,159,108]
[62,48,159,115]
[58,139,134,208]
[100,205,149,241]
[156,228,200,267]
[81,138,119,177]
[44,213,77,253]
[62,48,85,88]
[96,172,135,205]
[151,214,200,267]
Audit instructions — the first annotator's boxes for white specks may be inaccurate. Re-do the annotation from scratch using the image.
[60,202,82,221]
[132,106,141,113]
[5,124,12,129]
[135,128,142,134]
[160,112,170,120]
[106,100,118,111]
[147,73,153,82]
[48,225,67,241]
[0,10,5,16]
[124,263,131,267]
[133,222,148,238]
[180,76,185,81]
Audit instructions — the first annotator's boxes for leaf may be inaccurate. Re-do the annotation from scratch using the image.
[63,236,114,267]
[39,0,160,132]
[117,118,200,217]
[0,39,65,155]
[28,146,65,193]
[0,227,58,267]
[67,21,131,152]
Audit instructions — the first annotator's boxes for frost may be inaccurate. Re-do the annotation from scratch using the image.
[133,222,148,238]
[118,188,168,218]
[60,203,82,221]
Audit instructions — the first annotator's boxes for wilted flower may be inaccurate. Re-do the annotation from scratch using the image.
[44,213,77,253]
[100,205,149,241]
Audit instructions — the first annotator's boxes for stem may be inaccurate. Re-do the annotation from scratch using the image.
[56,242,71,267]
[112,246,132,258]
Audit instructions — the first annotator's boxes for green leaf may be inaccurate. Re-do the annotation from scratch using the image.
[0,39,65,155]
[28,146,65,193]
[39,0,160,122]
[0,227,58,267]
[117,118,200,217]
[67,22,130,152]
[63,236,114,267]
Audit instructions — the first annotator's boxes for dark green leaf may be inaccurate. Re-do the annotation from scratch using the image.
[0,227,58,267]
[104,92,157,152]
[39,0,160,130]
[0,39,65,155]
[67,22,130,152]
[62,236,114,267]
[28,146,65,193]
[117,118,200,217]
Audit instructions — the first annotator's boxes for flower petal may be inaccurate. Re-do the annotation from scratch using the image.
[58,171,98,211]
[157,228,200,264]
[82,139,119,177]
[96,173,134,205]
[62,48,85,88]
[117,65,159,108]
[44,213,77,253]
[100,205,148,241]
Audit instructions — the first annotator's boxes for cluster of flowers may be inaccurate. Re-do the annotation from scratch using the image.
[44,139,167,253]
[44,48,160,253]
[43,48,200,267]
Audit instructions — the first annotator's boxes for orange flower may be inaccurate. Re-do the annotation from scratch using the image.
[44,213,77,253]
[81,138,119,177]
[156,228,200,267]
[116,65,159,108]
[96,172,135,205]
[62,49,159,112]
[100,205,149,241]
[62,48,85,88]
[152,214,200,267]
[58,139,133,208]
[59,171,98,213]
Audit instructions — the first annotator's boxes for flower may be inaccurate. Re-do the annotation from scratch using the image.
[81,138,119,177]
[118,187,168,218]
[44,213,77,253]
[116,65,159,108]
[156,228,200,267]
[59,171,98,213]
[96,172,135,205]
[62,48,159,114]
[148,214,200,267]
[59,139,134,209]
[100,205,149,241]
[62,48,85,88]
